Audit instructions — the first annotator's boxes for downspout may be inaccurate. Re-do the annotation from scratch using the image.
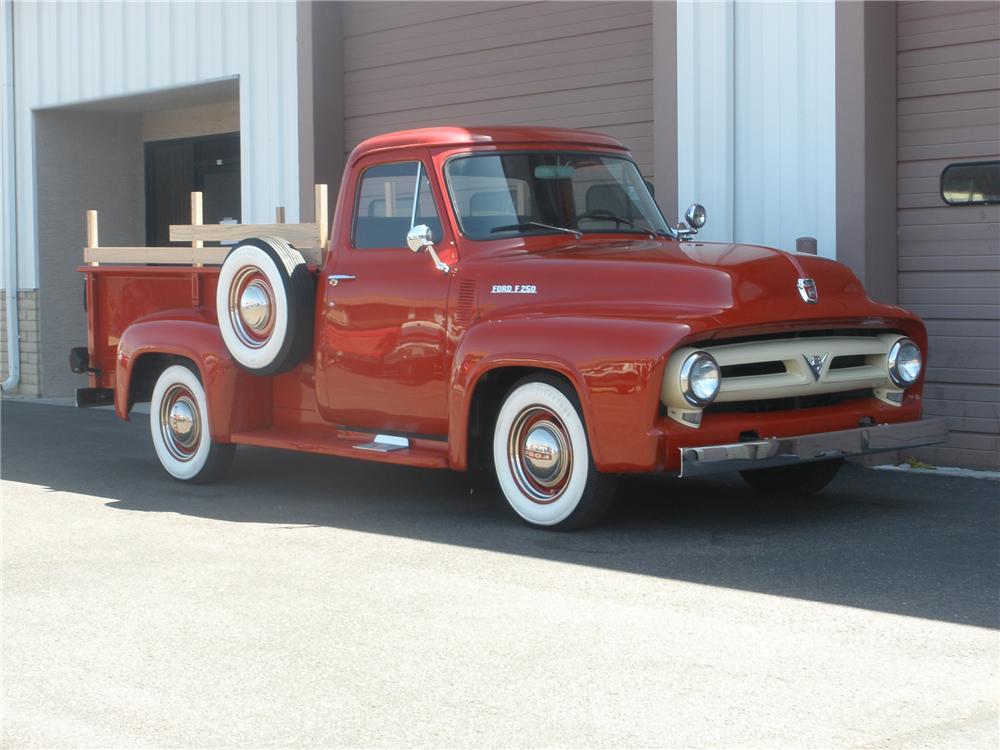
[1,0,19,392]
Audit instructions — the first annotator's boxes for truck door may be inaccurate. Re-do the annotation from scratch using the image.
[315,156,454,437]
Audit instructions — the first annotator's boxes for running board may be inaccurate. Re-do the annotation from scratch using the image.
[228,426,447,469]
[354,434,410,452]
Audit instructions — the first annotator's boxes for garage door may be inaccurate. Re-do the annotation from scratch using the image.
[897,1,1000,469]
[342,1,654,174]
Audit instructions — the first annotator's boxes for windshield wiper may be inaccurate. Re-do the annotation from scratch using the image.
[574,209,657,238]
[491,221,582,239]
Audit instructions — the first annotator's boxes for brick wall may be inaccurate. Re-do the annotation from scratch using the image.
[0,290,41,396]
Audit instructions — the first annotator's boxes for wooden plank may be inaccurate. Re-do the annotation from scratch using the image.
[85,247,230,265]
[315,184,330,249]
[84,245,322,266]
[191,191,204,267]
[169,222,321,245]
[86,210,99,266]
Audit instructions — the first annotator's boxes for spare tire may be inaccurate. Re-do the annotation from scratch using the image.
[215,236,315,375]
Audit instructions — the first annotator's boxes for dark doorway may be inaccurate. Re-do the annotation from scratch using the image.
[145,132,241,246]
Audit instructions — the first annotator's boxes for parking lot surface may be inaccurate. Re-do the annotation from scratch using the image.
[2,400,998,748]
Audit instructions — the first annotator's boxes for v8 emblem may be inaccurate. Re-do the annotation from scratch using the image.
[803,354,829,381]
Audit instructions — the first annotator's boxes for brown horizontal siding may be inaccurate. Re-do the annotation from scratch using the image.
[342,1,654,174]
[897,1,1000,469]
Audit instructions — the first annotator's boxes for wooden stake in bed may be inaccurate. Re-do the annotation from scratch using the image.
[86,210,99,267]
[315,183,329,264]
[191,191,204,267]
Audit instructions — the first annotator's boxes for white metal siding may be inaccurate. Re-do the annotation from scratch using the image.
[897,1,1000,469]
[341,1,654,175]
[5,0,300,290]
[676,1,837,257]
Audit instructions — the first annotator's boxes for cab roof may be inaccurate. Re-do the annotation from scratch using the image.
[351,126,629,162]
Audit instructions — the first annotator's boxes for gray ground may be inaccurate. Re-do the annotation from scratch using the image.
[2,399,998,749]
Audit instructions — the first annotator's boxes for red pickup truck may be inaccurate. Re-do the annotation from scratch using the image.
[74,126,946,529]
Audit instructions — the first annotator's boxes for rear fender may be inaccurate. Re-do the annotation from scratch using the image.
[116,315,271,440]
[449,316,692,472]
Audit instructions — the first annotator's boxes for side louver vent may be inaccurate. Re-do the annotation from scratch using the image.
[454,280,477,328]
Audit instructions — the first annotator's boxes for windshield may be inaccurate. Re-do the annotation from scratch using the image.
[445,152,671,240]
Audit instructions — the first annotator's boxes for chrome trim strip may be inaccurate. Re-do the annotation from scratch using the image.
[679,417,948,478]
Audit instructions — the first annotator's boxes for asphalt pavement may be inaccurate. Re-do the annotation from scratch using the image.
[2,399,998,748]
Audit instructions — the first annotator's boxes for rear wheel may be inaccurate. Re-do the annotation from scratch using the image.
[492,375,616,530]
[739,458,844,496]
[149,364,235,483]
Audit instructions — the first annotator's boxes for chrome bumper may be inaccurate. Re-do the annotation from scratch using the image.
[679,417,948,478]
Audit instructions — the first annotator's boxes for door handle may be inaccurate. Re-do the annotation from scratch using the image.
[327,274,356,287]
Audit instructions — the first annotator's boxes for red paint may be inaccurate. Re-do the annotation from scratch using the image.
[79,126,931,475]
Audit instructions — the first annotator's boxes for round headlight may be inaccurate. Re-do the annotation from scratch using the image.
[888,338,922,387]
[679,351,720,407]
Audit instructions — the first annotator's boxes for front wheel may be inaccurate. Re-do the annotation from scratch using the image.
[150,364,235,483]
[493,376,617,530]
[739,458,844,496]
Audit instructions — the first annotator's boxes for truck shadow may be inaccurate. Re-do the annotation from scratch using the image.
[5,401,999,629]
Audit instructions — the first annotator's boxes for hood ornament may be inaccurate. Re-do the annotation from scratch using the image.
[797,278,819,303]
[803,354,829,382]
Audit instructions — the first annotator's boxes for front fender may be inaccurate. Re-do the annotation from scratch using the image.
[116,312,271,440]
[449,316,692,472]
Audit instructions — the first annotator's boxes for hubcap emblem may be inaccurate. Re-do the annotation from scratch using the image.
[523,425,562,484]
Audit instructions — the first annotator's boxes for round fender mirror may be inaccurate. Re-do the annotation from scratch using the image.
[407,224,434,253]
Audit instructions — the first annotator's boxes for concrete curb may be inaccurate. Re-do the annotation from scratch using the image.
[873,464,1000,482]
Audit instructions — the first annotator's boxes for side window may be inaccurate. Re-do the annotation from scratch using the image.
[353,161,442,249]
[940,160,999,206]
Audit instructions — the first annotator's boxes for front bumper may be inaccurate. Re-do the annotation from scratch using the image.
[679,416,948,478]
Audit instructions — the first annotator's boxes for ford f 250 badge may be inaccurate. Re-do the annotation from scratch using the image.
[492,284,537,294]
[797,278,819,303]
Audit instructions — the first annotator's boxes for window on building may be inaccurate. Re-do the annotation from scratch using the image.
[940,161,999,206]
[353,161,441,249]
[145,132,241,246]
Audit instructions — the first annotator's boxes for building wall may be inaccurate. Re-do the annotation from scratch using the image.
[834,1,898,305]
[896,0,1000,469]
[35,111,147,398]
[341,1,656,175]
[3,0,301,292]
[677,0,837,256]
[0,290,40,396]
[141,99,241,143]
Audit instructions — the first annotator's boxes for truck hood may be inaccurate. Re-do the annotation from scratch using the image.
[477,237,915,332]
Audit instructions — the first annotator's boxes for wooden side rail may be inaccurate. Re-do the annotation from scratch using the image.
[83,245,322,266]
[168,222,321,246]
[83,185,330,268]
[84,247,231,265]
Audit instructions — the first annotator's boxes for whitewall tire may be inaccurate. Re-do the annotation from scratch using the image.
[150,364,235,483]
[493,375,617,530]
[215,236,314,375]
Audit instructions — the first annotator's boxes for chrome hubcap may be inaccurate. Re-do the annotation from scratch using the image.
[160,385,201,461]
[239,281,271,332]
[228,267,275,349]
[508,407,572,504]
[523,424,565,485]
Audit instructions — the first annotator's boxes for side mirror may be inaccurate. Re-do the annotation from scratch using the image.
[685,203,706,229]
[406,224,450,274]
[406,224,434,254]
